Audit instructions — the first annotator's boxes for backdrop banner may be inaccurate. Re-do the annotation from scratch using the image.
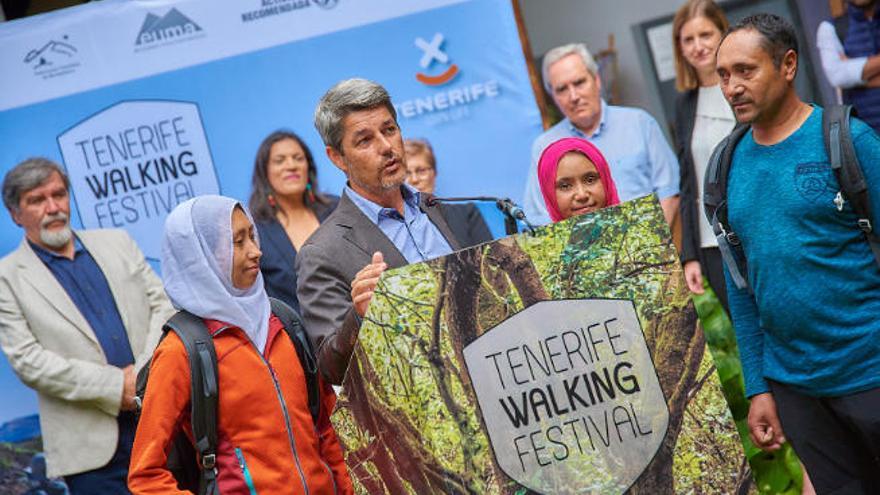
[0,0,543,486]
[332,195,748,494]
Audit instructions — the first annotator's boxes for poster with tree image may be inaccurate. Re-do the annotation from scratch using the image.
[331,195,748,494]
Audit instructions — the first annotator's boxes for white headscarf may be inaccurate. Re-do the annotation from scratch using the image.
[161,195,270,352]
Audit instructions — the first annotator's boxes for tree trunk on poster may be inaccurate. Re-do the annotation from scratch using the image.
[444,249,483,392]
[630,280,703,494]
[485,238,549,307]
[445,240,551,494]
[345,347,474,494]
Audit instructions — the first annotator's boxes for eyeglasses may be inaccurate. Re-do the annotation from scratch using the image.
[406,167,434,179]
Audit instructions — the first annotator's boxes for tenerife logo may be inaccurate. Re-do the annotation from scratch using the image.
[135,8,203,49]
[415,33,459,86]
[23,35,81,79]
[396,33,501,123]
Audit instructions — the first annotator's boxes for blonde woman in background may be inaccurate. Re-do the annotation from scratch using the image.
[673,0,736,314]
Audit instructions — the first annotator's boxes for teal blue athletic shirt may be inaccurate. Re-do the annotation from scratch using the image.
[725,105,880,398]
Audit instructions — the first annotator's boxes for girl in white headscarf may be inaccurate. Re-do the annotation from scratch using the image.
[128,195,352,495]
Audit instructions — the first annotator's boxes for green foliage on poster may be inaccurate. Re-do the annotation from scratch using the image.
[332,196,753,494]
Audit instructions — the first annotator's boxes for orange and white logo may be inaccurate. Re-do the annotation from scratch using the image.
[415,33,458,86]
[397,32,499,120]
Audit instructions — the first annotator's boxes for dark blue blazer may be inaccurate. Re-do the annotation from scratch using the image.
[439,202,493,248]
[256,195,339,313]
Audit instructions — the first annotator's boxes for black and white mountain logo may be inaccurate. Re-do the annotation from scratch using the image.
[135,8,204,49]
[23,34,81,79]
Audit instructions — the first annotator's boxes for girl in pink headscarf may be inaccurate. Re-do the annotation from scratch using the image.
[537,137,621,222]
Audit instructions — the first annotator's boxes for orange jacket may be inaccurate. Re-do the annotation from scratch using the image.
[128,314,353,495]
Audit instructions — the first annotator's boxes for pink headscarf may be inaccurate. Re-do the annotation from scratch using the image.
[537,137,621,223]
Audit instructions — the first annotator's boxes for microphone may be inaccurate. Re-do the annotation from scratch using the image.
[427,195,536,234]
[425,195,496,207]
[496,198,527,222]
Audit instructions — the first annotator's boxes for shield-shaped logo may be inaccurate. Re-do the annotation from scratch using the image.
[57,100,220,261]
[463,299,669,494]
[795,162,835,203]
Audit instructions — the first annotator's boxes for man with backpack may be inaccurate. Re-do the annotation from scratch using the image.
[712,13,880,494]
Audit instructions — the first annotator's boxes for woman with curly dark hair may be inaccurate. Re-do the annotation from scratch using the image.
[248,130,338,312]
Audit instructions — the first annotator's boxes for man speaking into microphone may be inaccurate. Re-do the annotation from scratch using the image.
[296,78,461,384]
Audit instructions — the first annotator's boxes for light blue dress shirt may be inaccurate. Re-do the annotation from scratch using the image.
[345,183,453,263]
[523,100,680,225]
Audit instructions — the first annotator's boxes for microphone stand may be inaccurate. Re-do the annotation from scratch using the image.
[428,196,536,236]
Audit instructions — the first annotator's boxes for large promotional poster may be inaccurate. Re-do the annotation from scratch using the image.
[0,0,542,489]
[332,196,748,494]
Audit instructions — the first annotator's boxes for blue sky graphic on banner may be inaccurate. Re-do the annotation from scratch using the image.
[0,0,542,426]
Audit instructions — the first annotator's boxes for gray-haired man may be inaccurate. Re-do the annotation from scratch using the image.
[0,158,173,493]
[296,78,460,384]
[523,43,680,225]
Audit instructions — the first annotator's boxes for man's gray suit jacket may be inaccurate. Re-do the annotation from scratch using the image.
[295,191,460,384]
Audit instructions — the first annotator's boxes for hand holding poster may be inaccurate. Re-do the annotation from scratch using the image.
[331,195,747,494]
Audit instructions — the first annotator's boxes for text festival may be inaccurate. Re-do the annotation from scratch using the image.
[484,317,654,472]
[72,117,198,227]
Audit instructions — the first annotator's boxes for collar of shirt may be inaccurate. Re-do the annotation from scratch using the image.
[565,99,609,139]
[29,234,84,263]
[344,183,422,225]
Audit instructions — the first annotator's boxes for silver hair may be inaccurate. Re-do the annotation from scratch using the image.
[314,78,398,152]
[541,43,599,93]
[2,157,69,212]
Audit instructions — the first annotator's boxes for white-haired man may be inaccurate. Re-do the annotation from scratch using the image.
[523,43,680,225]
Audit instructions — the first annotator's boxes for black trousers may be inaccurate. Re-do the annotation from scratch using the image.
[700,246,729,315]
[770,381,880,495]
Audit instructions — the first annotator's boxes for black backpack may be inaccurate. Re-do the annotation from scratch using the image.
[703,104,880,291]
[135,297,320,495]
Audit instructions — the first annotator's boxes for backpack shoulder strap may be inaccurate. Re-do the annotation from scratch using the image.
[269,298,321,425]
[703,124,752,290]
[833,14,849,46]
[823,104,880,266]
[164,311,220,495]
[703,124,749,223]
